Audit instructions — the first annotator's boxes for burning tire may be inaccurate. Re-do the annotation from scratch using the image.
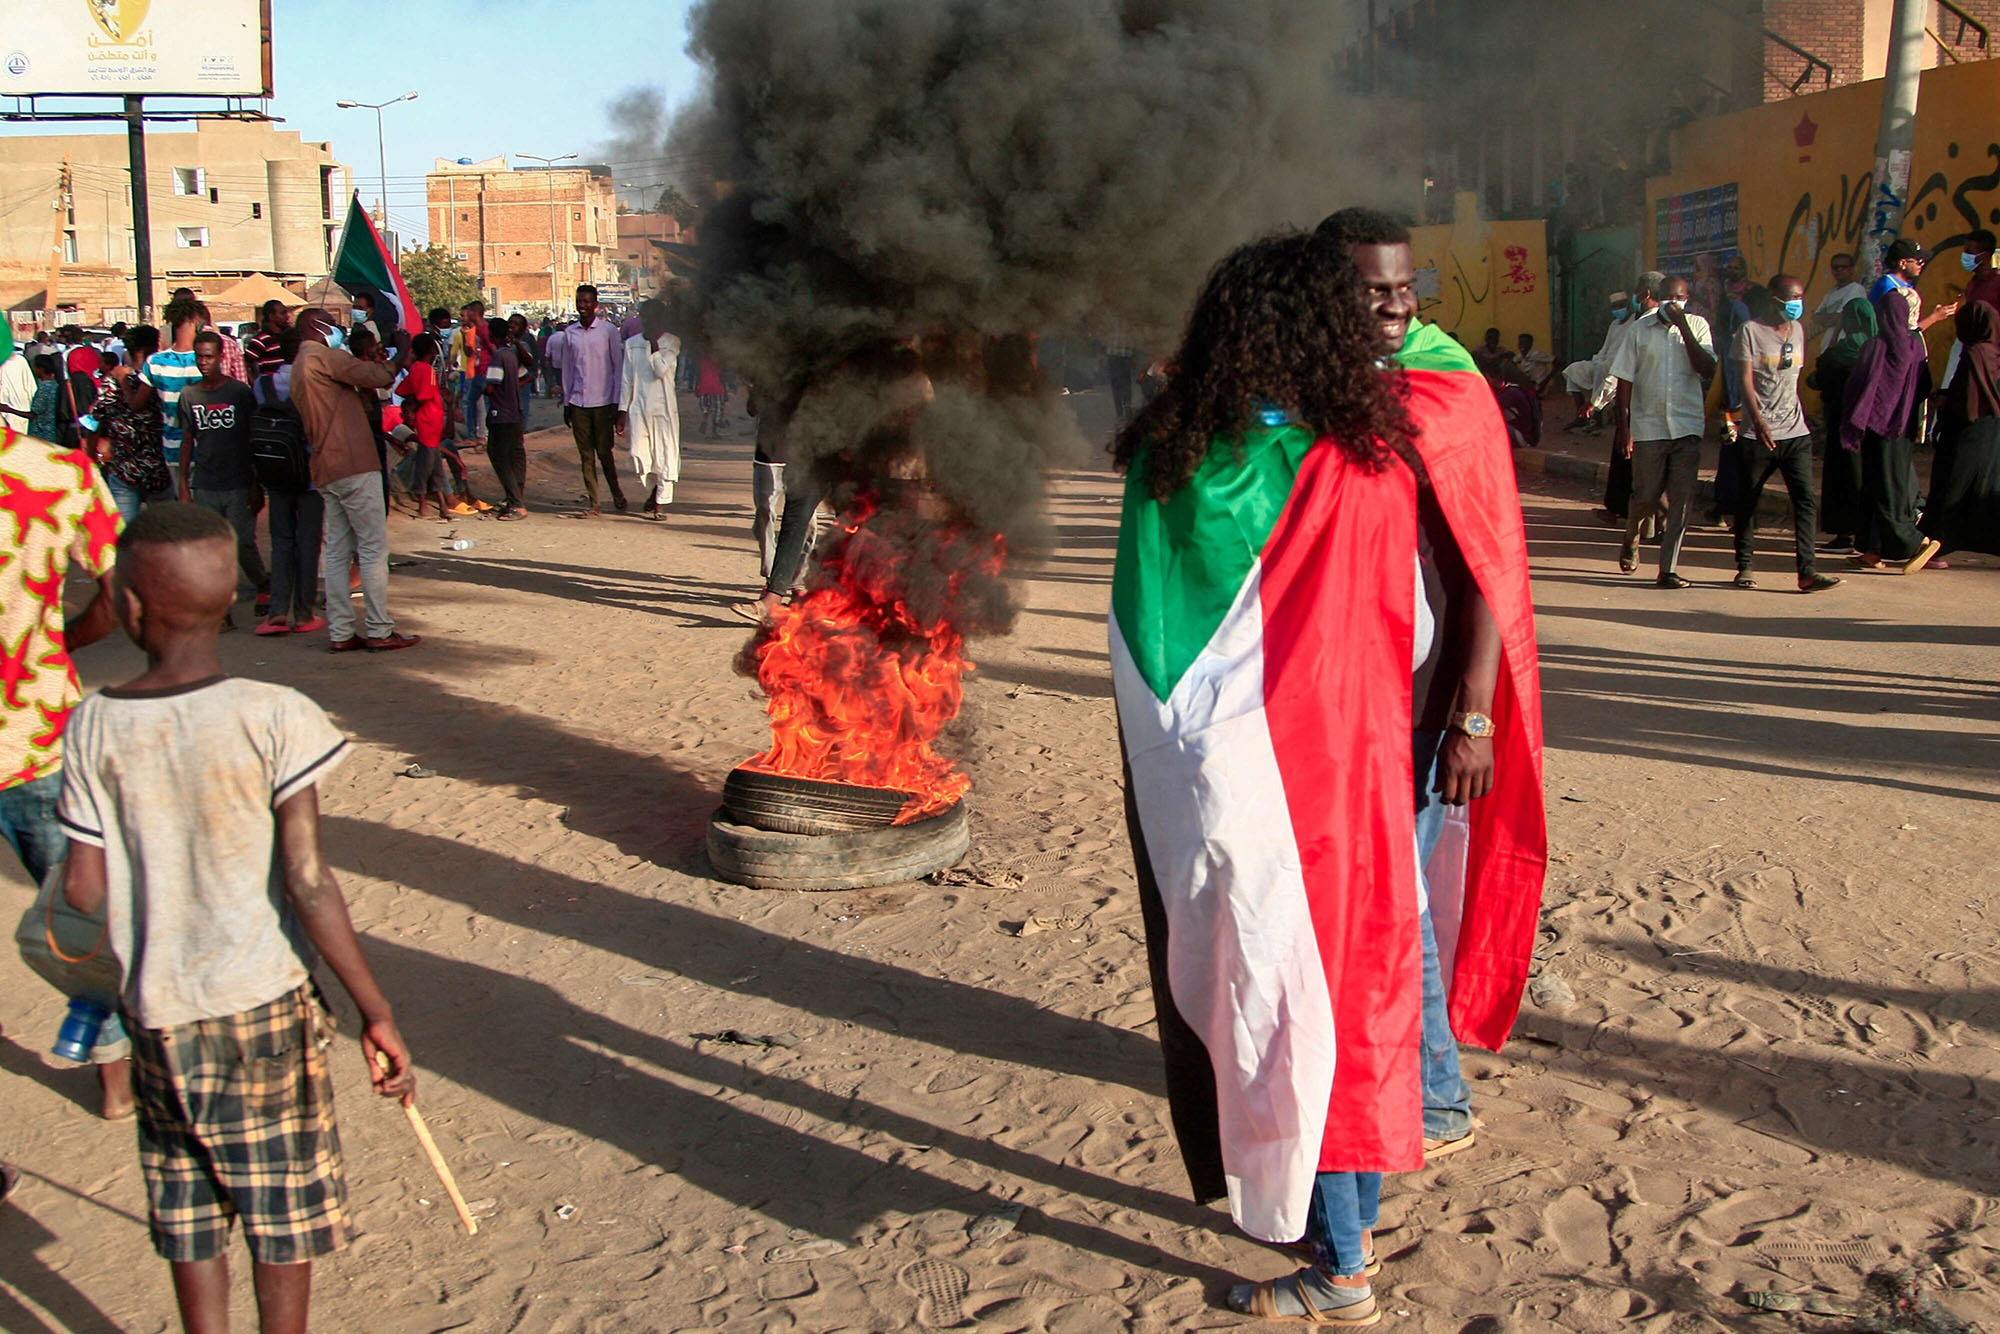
[705,802,970,892]
[722,767,912,836]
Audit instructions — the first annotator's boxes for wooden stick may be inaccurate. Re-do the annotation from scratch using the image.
[378,1053,478,1235]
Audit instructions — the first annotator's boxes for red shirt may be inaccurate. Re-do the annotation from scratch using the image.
[396,361,446,448]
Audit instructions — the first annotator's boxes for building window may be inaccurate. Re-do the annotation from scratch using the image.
[176,226,209,249]
[126,235,135,259]
[62,231,78,263]
[172,167,205,196]
[251,202,263,219]
[455,251,469,262]
[461,212,470,221]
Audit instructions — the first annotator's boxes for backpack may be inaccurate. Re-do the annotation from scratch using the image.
[249,374,312,491]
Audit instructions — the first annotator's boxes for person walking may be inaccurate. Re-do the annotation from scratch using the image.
[1730,276,1840,593]
[1808,296,1874,553]
[1919,300,2000,558]
[619,299,682,519]
[1109,232,1545,1324]
[1611,274,1715,588]
[291,311,419,651]
[557,284,628,515]
[1842,240,1953,573]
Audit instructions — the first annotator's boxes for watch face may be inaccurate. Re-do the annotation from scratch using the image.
[1458,712,1493,737]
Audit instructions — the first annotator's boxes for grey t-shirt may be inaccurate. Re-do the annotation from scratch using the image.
[1733,318,1808,441]
[57,677,349,1030]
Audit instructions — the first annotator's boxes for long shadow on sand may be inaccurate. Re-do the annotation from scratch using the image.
[358,935,1238,1295]
[324,815,1160,1100]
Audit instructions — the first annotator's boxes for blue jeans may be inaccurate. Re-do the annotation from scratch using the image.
[1414,729,1473,1142]
[0,771,129,1057]
[1307,1171,1382,1277]
[459,373,486,440]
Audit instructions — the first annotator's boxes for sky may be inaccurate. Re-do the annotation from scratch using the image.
[1,0,706,245]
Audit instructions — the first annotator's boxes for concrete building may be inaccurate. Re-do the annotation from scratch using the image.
[0,119,349,318]
[426,157,619,312]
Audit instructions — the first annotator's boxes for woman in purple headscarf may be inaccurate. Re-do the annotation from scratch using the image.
[1840,280,1942,571]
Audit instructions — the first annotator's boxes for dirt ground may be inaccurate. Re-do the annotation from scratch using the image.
[4,388,1998,1333]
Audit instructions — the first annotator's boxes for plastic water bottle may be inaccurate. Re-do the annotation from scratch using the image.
[449,539,475,551]
[52,996,110,1062]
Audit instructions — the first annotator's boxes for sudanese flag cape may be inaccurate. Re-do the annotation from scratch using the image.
[1110,324,1546,1243]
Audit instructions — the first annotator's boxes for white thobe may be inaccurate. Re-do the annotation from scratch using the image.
[619,333,682,504]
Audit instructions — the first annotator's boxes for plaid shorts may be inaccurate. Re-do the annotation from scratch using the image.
[129,984,354,1264]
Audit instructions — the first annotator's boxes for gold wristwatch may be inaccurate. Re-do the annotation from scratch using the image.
[1448,711,1494,739]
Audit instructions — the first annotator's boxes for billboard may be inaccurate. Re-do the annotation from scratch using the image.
[0,0,272,97]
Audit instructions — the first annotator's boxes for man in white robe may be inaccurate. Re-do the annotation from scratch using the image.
[618,299,681,519]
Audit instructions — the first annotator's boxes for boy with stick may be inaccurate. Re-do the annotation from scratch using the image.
[60,503,415,1333]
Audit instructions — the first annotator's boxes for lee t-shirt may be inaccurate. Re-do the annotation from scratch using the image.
[176,377,259,491]
[1732,319,1807,441]
[57,677,349,1030]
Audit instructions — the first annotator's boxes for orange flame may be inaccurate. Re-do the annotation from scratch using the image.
[742,497,1003,823]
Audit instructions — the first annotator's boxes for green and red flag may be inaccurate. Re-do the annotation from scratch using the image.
[1110,320,1546,1242]
[331,193,417,337]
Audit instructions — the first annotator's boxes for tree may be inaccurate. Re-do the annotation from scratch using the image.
[400,245,482,316]
[653,185,701,226]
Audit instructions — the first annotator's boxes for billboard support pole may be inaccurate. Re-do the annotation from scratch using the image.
[125,96,154,319]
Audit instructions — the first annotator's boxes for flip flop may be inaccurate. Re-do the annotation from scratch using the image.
[1732,573,1757,589]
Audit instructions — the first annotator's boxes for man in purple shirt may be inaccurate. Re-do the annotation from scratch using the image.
[557,284,628,514]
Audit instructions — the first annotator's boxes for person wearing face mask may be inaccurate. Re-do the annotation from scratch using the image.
[1731,276,1840,592]
[1563,291,1636,432]
[1842,245,1948,573]
[1610,274,1714,588]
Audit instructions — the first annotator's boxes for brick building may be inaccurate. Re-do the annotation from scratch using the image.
[426,157,619,313]
[0,120,349,320]
[1760,0,1999,100]
[613,212,693,290]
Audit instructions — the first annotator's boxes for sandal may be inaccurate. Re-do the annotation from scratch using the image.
[1617,542,1638,575]
[1732,572,1757,589]
[1656,573,1693,590]
[1235,1271,1380,1325]
[254,617,291,637]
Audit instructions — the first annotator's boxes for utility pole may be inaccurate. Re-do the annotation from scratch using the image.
[125,96,154,319]
[45,155,72,316]
[1863,0,1928,280]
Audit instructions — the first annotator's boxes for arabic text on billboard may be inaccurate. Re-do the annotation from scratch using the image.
[0,0,270,97]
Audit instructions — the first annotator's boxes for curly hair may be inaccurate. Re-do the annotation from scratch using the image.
[1112,232,1416,500]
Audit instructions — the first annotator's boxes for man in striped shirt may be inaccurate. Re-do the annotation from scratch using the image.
[143,295,206,468]
[245,301,293,379]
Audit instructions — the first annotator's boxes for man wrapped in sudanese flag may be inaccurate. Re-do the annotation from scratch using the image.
[1110,217,1545,1325]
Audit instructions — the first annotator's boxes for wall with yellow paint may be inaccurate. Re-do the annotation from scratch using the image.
[1645,58,2000,362]
[1410,193,1552,355]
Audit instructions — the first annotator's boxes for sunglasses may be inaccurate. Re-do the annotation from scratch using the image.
[1780,341,1795,370]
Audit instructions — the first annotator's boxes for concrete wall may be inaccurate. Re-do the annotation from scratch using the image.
[1409,192,1552,353]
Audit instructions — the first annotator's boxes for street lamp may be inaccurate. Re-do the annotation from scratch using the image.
[335,91,419,226]
[521,151,578,311]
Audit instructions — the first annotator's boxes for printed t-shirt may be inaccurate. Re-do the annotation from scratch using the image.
[1732,319,1808,441]
[57,677,349,1029]
[177,378,260,491]
[0,424,121,791]
[486,346,523,425]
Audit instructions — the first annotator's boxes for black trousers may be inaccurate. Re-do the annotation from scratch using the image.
[1732,435,1817,577]
[1859,430,1926,560]
[266,488,324,622]
[488,421,527,509]
[1106,353,1136,423]
[764,475,827,596]
[1603,440,1633,517]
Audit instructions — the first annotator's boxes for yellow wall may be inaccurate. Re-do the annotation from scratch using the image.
[1410,194,1552,354]
[1646,58,2000,366]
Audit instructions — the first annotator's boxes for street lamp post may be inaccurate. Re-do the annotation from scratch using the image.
[335,91,419,226]
[521,152,578,312]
